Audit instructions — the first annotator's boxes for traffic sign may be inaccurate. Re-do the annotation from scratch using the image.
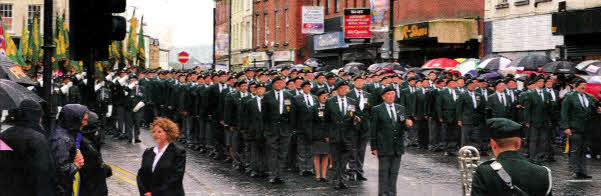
[178,51,190,64]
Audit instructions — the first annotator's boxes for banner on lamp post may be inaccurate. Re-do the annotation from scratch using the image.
[370,0,389,32]
[344,8,371,44]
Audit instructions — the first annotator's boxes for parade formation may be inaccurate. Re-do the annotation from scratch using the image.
[7,63,598,195]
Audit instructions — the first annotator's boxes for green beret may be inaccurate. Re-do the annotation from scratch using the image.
[326,72,336,79]
[255,82,267,88]
[381,86,396,96]
[301,80,312,88]
[407,76,418,82]
[380,75,391,82]
[316,89,329,96]
[465,79,476,85]
[493,79,505,87]
[487,118,523,139]
[334,80,349,90]
[352,75,364,81]
[272,75,285,82]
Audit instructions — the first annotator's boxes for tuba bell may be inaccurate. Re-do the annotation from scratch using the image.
[458,146,481,196]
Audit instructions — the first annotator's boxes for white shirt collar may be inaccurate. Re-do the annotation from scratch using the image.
[152,143,170,172]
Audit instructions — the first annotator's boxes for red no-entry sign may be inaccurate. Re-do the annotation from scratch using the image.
[178,51,190,64]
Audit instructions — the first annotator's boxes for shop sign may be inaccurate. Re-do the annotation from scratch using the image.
[402,23,429,40]
[302,6,325,34]
[314,32,347,50]
[344,8,371,44]
[273,50,295,62]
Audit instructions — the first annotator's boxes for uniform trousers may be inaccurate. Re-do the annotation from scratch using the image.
[231,130,244,165]
[569,132,588,175]
[250,137,267,173]
[350,132,369,176]
[416,119,429,148]
[378,155,402,196]
[461,123,481,147]
[265,127,291,179]
[528,124,551,162]
[428,119,440,148]
[126,110,142,140]
[330,140,352,184]
[440,122,460,152]
[295,133,313,172]
[116,106,127,136]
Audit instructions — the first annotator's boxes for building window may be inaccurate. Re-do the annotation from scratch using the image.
[363,0,367,7]
[325,0,329,15]
[285,8,289,44]
[336,0,340,13]
[264,14,268,45]
[317,0,321,6]
[275,10,279,45]
[28,5,42,26]
[256,16,260,47]
[0,4,13,32]
[247,21,251,48]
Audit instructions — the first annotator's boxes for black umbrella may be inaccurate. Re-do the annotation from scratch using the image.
[304,58,325,67]
[0,56,35,86]
[507,55,553,71]
[480,54,505,62]
[342,62,366,76]
[541,61,576,74]
[0,79,45,110]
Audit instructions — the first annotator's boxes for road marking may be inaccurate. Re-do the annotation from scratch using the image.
[107,163,137,178]
[112,170,138,186]
[556,168,571,174]
[185,171,215,194]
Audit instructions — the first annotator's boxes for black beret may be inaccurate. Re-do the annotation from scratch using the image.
[326,72,336,79]
[352,75,365,81]
[227,76,236,80]
[281,65,290,70]
[435,78,445,84]
[504,77,516,84]
[465,79,476,85]
[487,118,522,139]
[380,75,392,82]
[381,86,396,96]
[217,71,227,76]
[477,78,487,83]
[249,81,257,87]
[128,74,138,79]
[407,76,418,82]
[492,79,505,87]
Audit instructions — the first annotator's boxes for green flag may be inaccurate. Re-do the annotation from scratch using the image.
[28,16,43,76]
[17,18,30,69]
[137,16,146,69]
[126,9,138,67]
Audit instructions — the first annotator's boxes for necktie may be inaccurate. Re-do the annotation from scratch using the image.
[305,95,311,107]
[451,89,457,101]
[279,91,284,114]
[358,91,365,110]
[342,97,347,114]
[257,97,262,112]
[388,105,396,122]
[580,94,589,107]
[538,90,544,101]
[547,89,556,101]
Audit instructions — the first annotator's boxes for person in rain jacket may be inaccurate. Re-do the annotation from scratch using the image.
[50,104,89,196]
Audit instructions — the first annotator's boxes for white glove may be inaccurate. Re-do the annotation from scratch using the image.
[118,76,128,86]
[38,79,44,87]
[124,91,129,96]
[106,105,113,117]
[60,85,70,95]
[128,82,136,89]
[67,81,73,88]
[83,79,88,85]
[75,74,82,80]
[56,107,63,119]
[94,82,103,91]
[27,86,35,91]
[133,102,145,112]
[1,110,8,122]
[82,72,87,77]
[106,75,113,82]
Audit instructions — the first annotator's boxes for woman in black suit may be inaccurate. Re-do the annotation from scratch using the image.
[137,117,186,196]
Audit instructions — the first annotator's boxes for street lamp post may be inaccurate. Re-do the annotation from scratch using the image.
[42,0,56,131]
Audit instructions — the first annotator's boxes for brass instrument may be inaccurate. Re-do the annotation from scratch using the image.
[458,146,481,196]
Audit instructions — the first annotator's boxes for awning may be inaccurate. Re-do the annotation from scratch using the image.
[394,19,479,44]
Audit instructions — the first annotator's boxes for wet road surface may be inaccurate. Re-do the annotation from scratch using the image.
[102,129,601,196]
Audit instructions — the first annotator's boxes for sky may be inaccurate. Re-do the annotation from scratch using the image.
[127,0,215,48]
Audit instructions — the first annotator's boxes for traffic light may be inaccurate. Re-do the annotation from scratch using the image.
[70,0,127,60]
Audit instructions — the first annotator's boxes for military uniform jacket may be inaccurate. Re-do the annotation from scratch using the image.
[224,91,249,128]
[436,87,459,124]
[524,89,552,126]
[243,96,265,139]
[456,90,485,125]
[324,96,358,143]
[262,90,296,136]
[310,82,327,95]
[471,151,552,196]
[487,92,513,119]
[292,93,318,137]
[414,88,428,121]
[370,103,407,157]
[561,92,598,134]
[96,85,112,114]
[426,87,441,119]
[312,103,329,141]
[347,88,373,134]
[127,84,145,110]
[401,86,417,118]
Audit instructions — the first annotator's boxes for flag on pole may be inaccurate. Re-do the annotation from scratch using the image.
[126,9,138,68]
[28,16,43,76]
[17,18,30,68]
[137,16,146,69]
[0,16,20,64]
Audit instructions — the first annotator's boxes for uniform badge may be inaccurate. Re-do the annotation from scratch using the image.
[363,98,369,103]
[284,99,291,105]
[318,110,324,117]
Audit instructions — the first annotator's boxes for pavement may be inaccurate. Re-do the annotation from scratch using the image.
[98,128,601,196]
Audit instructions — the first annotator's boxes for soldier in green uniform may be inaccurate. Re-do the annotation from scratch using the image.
[487,80,512,119]
[415,78,430,149]
[456,79,486,149]
[523,75,552,164]
[436,78,460,156]
[312,89,331,182]
[262,76,295,184]
[471,118,552,196]
[324,80,357,189]
[401,76,418,147]
[544,76,560,161]
[126,74,145,143]
[292,80,318,176]
[427,78,445,152]
[561,78,600,180]
[346,75,372,181]
[225,80,250,170]
[371,86,412,196]
[311,72,327,95]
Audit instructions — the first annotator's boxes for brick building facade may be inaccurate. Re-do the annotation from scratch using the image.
[215,0,231,66]
[252,0,312,67]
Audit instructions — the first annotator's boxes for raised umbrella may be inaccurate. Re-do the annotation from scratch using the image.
[541,61,576,74]
[453,58,479,76]
[476,57,511,70]
[304,58,325,67]
[421,58,459,69]
[0,56,35,86]
[367,63,408,73]
[342,62,365,76]
[0,79,45,111]
[576,60,601,75]
[507,55,553,71]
